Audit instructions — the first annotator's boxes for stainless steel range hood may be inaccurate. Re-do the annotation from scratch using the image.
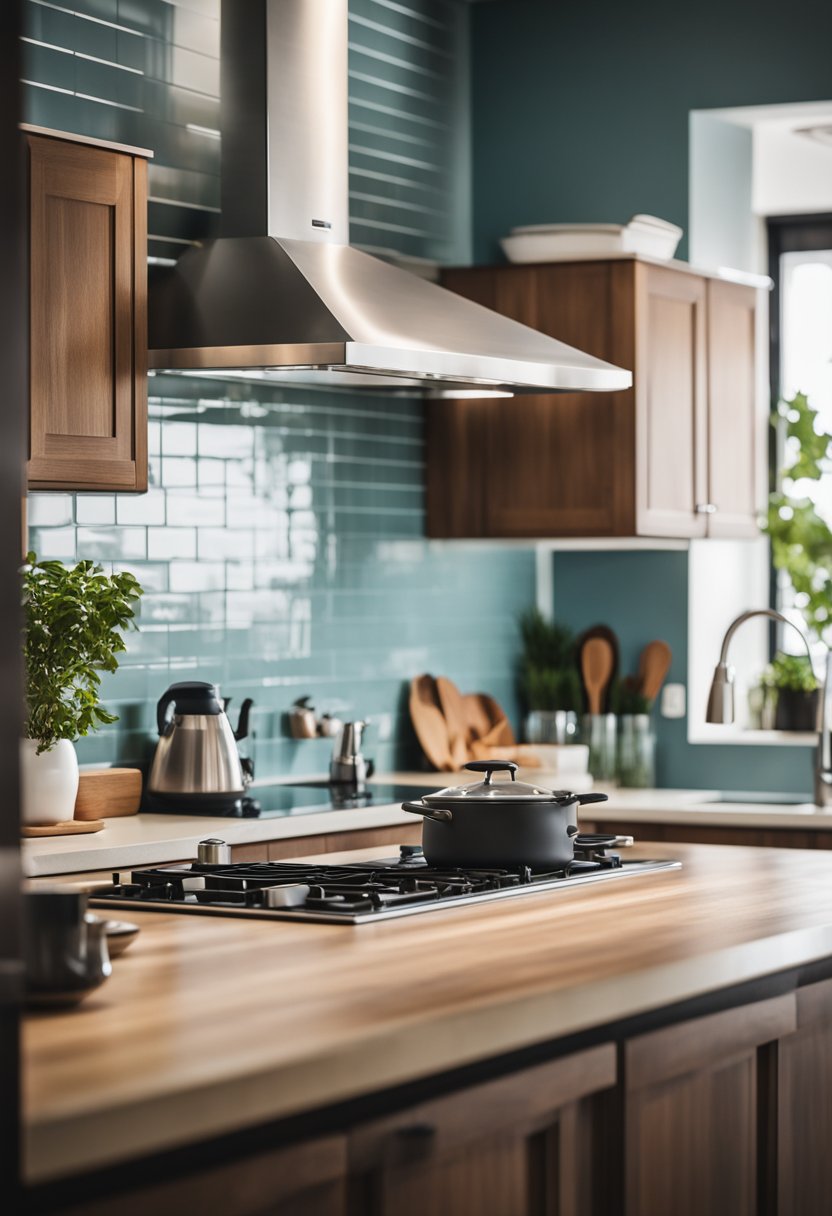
[148,0,631,396]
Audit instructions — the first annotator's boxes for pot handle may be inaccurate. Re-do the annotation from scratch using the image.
[401,801,453,824]
[575,792,609,806]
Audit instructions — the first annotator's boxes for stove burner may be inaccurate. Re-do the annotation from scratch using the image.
[91,834,680,924]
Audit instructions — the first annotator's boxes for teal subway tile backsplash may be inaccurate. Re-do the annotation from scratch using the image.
[30,385,535,776]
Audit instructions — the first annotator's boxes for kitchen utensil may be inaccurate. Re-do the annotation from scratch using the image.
[463,693,493,741]
[436,676,472,769]
[24,888,111,1006]
[147,681,253,811]
[582,638,615,715]
[638,640,672,704]
[87,915,141,959]
[577,626,619,708]
[330,720,373,788]
[402,760,608,868]
[22,819,104,838]
[468,692,516,747]
[289,696,318,739]
[409,675,454,771]
[74,767,142,820]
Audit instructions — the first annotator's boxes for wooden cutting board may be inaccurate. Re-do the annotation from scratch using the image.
[435,677,472,769]
[23,819,104,837]
[409,674,455,771]
[74,767,143,820]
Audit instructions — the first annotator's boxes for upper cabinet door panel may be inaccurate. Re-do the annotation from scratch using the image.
[706,280,762,538]
[27,134,148,492]
[636,264,708,538]
[483,261,636,538]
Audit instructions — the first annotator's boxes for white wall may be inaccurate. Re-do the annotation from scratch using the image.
[754,125,832,217]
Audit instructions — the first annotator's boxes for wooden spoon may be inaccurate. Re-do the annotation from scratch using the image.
[435,676,472,770]
[409,675,454,771]
[582,637,615,715]
[639,640,672,705]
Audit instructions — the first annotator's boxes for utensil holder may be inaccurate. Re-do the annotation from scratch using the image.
[581,713,617,781]
[617,714,656,788]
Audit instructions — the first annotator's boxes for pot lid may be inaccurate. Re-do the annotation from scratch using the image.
[423,761,571,804]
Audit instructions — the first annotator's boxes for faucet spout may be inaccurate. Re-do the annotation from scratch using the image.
[706,608,830,808]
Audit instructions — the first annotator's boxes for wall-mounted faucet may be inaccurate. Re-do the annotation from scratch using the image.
[705,608,832,807]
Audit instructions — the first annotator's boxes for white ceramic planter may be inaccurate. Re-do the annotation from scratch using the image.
[20,738,79,825]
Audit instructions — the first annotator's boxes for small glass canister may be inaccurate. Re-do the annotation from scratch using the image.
[617,714,656,788]
[524,709,579,745]
[582,713,617,782]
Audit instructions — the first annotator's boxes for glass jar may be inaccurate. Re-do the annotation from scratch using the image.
[617,714,656,788]
[581,713,617,782]
[524,710,579,745]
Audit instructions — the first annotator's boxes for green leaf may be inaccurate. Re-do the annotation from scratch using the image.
[22,553,144,751]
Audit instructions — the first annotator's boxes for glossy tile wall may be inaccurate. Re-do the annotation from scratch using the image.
[29,380,533,776]
[24,0,532,776]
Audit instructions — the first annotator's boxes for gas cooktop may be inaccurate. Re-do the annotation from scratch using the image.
[90,838,682,924]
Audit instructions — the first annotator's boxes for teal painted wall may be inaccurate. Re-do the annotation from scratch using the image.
[24,0,534,778]
[470,0,832,263]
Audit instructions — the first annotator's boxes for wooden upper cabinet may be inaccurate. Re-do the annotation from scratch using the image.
[430,258,765,541]
[27,132,149,492]
[635,263,708,538]
[705,279,763,537]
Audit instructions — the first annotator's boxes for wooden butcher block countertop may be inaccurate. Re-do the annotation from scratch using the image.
[23,842,832,1184]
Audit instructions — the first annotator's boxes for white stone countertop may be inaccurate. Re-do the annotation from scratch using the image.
[21,769,829,877]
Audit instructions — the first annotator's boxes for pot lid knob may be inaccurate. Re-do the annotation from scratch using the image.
[464,760,517,785]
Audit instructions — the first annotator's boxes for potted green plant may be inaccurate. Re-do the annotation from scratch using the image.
[22,553,142,825]
[517,609,582,743]
[759,653,819,734]
[764,392,832,647]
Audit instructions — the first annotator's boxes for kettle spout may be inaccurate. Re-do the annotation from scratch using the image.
[234,698,254,742]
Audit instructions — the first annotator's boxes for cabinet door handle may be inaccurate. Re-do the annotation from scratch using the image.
[695,502,718,514]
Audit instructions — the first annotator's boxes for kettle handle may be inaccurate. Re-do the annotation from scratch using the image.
[156,688,177,736]
[235,698,254,742]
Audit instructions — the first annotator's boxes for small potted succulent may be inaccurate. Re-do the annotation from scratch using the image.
[760,653,819,734]
[22,553,142,824]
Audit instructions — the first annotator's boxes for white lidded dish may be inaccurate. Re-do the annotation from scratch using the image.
[501,214,683,264]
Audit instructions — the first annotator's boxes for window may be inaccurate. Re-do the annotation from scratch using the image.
[768,216,832,656]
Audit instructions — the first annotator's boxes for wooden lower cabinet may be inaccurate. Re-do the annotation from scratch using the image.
[582,819,832,852]
[229,823,421,863]
[33,982,832,1216]
[54,1135,349,1216]
[623,994,796,1216]
[346,1044,616,1216]
[777,978,832,1216]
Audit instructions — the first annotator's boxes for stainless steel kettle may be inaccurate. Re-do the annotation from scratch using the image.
[148,681,253,810]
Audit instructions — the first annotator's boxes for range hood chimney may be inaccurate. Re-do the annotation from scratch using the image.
[148,0,632,396]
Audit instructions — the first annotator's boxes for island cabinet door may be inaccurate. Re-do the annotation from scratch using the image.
[347,1043,616,1216]
[623,993,796,1216]
[46,1135,349,1216]
[777,978,832,1216]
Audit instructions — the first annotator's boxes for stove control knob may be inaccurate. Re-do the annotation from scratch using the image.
[197,838,231,865]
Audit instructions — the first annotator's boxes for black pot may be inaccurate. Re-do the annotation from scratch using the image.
[402,760,608,868]
[774,687,819,733]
